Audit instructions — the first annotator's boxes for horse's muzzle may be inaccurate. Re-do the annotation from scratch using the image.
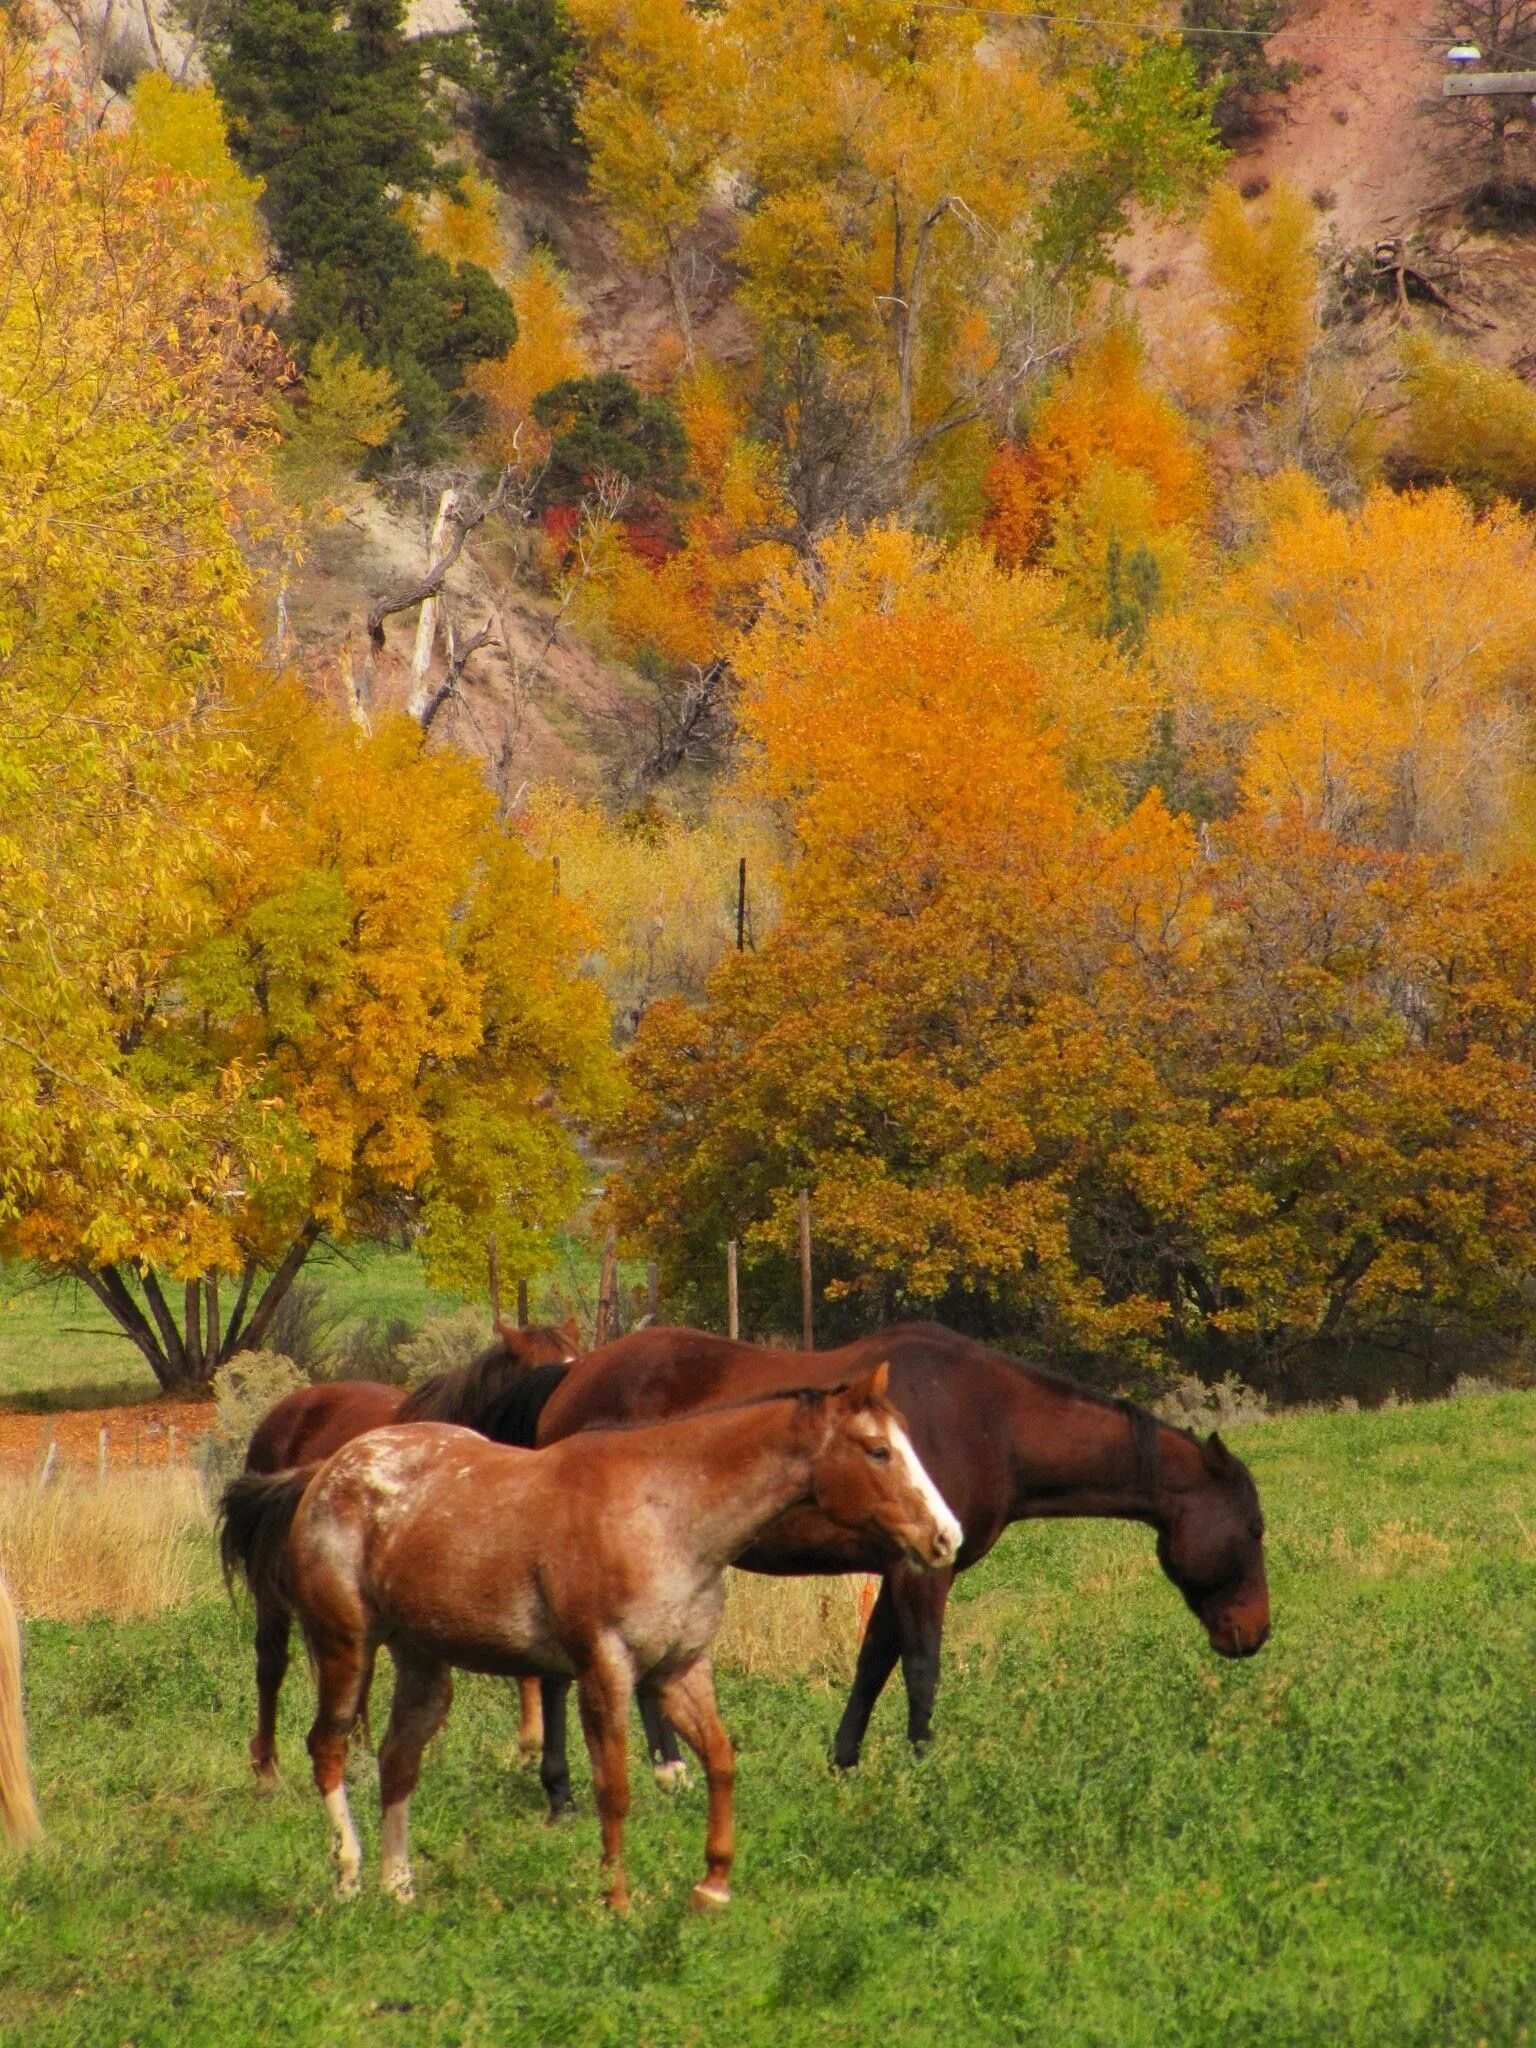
[1209,1615,1270,1659]
[914,1523,958,1571]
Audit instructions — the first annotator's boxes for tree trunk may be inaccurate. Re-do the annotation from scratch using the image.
[71,1264,171,1387]
[71,1230,319,1393]
[184,1280,204,1382]
[664,242,696,367]
[222,1258,258,1357]
[237,1220,323,1355]
[405,491,458,721]
[138,1267,189,1383]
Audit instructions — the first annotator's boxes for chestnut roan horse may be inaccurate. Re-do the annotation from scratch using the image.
[517,1324,1270,1813]
[219,1365,960,1910]
[240,1320,580,1785]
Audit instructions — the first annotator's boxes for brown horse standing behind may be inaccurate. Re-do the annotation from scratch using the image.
[219,1365,961,1910]
[240,1319,580,1784]
[0,1570,40,1849]
[523,1324,1270,1813]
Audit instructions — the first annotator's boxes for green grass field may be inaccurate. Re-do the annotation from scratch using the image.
[4,1391,1536,2045]
[0,1241,620,1409]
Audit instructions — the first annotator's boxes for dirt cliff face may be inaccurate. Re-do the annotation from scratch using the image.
[1126,0,1536,374]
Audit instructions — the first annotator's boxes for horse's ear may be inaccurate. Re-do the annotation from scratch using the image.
[493,1319,519,1349]
[845,1361,890,1407]
[1203,1432,1236,1476]
[559,1315,582,1352]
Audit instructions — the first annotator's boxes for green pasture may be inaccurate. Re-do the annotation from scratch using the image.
[0,1240,618,1409]
[6,1392,1536,2045]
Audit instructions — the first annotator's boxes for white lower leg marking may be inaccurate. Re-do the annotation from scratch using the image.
[653,1759,689,1793]
[380,1799,414,1901]
[890,1422,963,1557]
[324,1784,362,1896]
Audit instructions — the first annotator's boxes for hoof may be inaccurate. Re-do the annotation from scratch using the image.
[381,1870,415,1905]
[604,1888,631,1915]
[518,1742,543,1768]
[335,1868,361,1901]
[690,1879,731,1913]
[543,1801,576,1828]
[251,1765,280,1796]
[653,1760,689,1794]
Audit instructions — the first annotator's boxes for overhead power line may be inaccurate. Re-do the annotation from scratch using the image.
[912,4,1474,47]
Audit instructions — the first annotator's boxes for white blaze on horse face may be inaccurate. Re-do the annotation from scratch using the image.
[887,1420,963,1562]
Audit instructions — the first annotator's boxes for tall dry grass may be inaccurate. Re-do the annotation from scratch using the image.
[0,1470,217,1622]
[713,1573,873,1684]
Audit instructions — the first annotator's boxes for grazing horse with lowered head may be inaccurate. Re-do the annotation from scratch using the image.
[511,1323,1269,1814]
[240,1318,580,1784]
[0,1570,40,1849]
[219,1364,960,1910]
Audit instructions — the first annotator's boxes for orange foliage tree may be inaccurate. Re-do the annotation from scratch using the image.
[982,327,1208,568]
[606,527,1536,1391]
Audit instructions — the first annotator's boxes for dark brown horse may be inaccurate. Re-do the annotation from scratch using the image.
[218,1366,961,1910]
[240,1319,580,1784]
[517,1324,1269,1814]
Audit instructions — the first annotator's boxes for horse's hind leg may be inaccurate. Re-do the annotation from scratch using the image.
[307,1637,371,1898]
[251,1593,291,1790]
[893,1564,954,1752]
[831,1575,902,1770]
[656,1658,734,1911]
[378,1651,453,1904]
[637,1686,687,1791]
[575,1649,634,1912]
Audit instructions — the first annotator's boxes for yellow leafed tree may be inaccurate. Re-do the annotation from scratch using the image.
[1150,476,1536,856]
[470,249,590,463]
[1202,180,1317,403]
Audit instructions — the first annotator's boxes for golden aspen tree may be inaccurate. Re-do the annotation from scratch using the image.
[1202,179,1317,401]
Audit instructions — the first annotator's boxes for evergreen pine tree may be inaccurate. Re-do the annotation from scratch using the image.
[211,0,515,451]
[462,0,584,167]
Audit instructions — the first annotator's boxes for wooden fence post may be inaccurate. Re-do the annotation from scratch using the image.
[726,1241,739,1341]
[647,1261,659,1322]
[737,857,747,951]
[799,1189,813,1351]
[488,1235,501,1325]
[516,1278,529,1330]
[594,1232,618,1347]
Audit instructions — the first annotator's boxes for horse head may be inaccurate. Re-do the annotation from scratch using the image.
[1155,1432,1270,1658]
[494,1317,583,1367]
[796,1362,962,1572]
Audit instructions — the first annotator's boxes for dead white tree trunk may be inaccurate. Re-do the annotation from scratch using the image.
[406,488,459,721]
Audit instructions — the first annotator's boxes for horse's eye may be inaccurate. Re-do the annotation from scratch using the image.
[865,1443,891,1463]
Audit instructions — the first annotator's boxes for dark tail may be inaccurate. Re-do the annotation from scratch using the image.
[473,1360,571,1448]
[218,1467,316,1613]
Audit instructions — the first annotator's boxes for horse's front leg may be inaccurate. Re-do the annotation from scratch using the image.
[539,1674,575,1820]
[831,1575,902,1769]
[656,1658,734,1910]
[575,1649,634,1911]
[893,1563,954,1751]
